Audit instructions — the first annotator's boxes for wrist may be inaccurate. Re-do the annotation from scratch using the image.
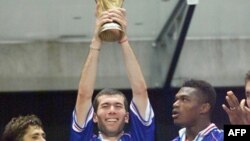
[90,46,101,51]
[119,37,128,44]
[91,38,101,50]
[90,43,101,51]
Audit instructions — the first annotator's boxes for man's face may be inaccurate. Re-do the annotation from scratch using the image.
[23,126,46,141]
[172,87,204,127]
[245,80,250,107]
[94,94,129,137]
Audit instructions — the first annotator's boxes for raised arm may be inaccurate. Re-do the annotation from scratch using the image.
[121,40,149,118]
[75,9,113,126]
[109,8,149,118]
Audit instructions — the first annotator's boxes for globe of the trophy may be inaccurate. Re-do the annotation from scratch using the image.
[96,0,125,42]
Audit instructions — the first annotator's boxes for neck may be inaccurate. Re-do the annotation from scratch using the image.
[99,131,123,141]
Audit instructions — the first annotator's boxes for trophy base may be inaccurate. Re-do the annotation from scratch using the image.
[99,22,124,42]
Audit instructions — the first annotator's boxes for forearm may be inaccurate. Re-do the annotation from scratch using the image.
[121,40,148,118]
[78,40,101,95]
[121,41,147,95]
[75,39,101,126]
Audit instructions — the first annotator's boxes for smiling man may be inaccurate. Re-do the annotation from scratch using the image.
[70,7,155,141]
[172,79,224,141]
[2,114,46,141]
[92,88,129,140]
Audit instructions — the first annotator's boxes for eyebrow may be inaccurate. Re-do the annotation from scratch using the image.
[32,132,46,136]
[100,102,123,106]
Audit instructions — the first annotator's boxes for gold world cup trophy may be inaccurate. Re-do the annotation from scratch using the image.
[96,0,125,42]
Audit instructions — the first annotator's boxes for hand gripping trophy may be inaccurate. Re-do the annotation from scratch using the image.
[96,0,125,42]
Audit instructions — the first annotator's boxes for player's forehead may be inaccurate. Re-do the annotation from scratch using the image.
[25,125,45,135]
[98,94,124,104]
[177,87,197,96]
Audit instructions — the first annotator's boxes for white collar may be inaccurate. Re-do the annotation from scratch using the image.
[98,131,123,141]
[178,123,217,141]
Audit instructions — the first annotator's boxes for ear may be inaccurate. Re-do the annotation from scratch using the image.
[200,103,211,114]
[125,112,129,123]
[93,113,98,123]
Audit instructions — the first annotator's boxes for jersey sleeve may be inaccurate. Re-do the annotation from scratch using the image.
[129,99,155,141]
[70,107,96,141]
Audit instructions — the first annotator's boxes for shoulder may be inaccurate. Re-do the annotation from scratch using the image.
[206,128,224,141]
[211,128,224,135]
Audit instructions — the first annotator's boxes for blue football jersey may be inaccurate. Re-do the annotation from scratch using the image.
[172,123,224,141]
[70,100,155,141]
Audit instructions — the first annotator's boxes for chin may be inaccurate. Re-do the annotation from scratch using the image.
[173,120,184,126]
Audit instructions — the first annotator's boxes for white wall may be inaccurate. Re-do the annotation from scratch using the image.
[0,0,250,92]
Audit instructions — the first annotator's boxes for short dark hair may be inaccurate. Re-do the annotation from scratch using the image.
[182,79,217,114]
[245,70,250,84]
[93,88,128,113]
[2,114,44,141]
